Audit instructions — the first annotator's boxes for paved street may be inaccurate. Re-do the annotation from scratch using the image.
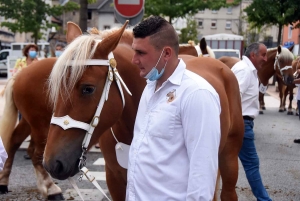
[0,77,299,200]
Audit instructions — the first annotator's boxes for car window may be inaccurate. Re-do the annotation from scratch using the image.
[0,52,9,60]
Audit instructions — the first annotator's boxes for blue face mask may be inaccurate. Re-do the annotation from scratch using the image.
[29,51,37,58]
[55,51,62,57]
[144,49,168,81]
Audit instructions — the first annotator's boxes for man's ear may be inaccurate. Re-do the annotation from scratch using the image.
[164,47,172,58]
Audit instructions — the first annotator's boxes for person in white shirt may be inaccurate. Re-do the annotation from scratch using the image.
[231,43,272,201]
[126,15,221,201]
[293,69,300,143]
[0,137,8,171]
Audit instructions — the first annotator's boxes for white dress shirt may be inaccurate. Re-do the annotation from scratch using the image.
[0,137,7,171]
[126,59,221,201]
[231,56,259,118]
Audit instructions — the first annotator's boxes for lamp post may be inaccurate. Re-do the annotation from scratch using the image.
[48,26,57,57]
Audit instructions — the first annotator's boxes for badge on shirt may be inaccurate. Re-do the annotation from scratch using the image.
[166,89,176,103]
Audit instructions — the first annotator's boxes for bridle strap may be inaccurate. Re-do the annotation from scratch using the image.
[274,55,292,78]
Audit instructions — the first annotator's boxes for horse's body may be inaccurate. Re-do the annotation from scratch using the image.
[0,28,215,199]
[178,39,215,58]
[41,22,243,201]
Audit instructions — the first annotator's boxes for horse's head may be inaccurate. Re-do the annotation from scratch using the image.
[43,21,131,180]
[274,46,294,85]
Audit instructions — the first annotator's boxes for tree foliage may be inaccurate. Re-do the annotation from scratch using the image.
[179,18,199,44]
[0,0,79,43]
[144,0,242,23]
[244,0,300,45]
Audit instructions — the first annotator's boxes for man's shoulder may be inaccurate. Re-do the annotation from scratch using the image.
[183,70,218,95]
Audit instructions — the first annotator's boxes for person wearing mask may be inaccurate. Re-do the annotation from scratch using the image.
[54,43,65,57]
[13,44,39,75]
[13,44,38,160]
[231,43,272,201]
[126,16,220,200]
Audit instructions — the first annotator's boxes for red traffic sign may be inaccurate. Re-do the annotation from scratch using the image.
[114,0,144,18]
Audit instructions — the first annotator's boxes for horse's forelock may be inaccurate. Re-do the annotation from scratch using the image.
[48,34,103,108]
[277,47,294,63]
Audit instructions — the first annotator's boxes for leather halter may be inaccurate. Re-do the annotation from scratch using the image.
[50,52,132,167]
[274,53,292,78]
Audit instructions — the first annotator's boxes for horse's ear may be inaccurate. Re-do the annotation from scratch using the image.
[99,20,129,54]
[200,38,207,51]
[66,22,83,44]
[277,45,282,54]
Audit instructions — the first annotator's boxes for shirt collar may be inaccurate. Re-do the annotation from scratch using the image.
[242,56,257,72]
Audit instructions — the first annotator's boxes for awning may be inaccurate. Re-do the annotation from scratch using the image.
[283,41,294,49]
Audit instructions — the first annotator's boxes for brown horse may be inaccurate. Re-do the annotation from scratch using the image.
[42,22,243,201]
[219,46,295,114]
[0,27,215,199]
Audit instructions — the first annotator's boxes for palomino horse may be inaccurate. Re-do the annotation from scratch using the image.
[0,28,215,199]
[42,22,243,201]
[219,46,294,114]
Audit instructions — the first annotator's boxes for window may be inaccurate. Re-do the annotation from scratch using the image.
[104,25,111,30]
[288,25,293,39]
[211,20,217,29]
[198,20,203,28]
[226,20,232,29]
[212,10,218,14]
[227,7,232,14]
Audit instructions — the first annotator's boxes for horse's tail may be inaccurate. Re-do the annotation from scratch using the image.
[0,78,18,151]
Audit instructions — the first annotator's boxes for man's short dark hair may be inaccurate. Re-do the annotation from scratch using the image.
[133,15,179,55]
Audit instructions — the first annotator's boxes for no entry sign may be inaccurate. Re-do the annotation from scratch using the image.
[114,0,144,18]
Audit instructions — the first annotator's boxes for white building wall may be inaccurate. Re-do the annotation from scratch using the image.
[98,14,122,30]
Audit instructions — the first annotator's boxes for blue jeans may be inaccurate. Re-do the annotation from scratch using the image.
[239,119,272,201]
[297,100,300,120]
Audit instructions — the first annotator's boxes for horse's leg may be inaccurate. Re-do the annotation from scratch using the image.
[105,165,127,201]
[0,118,30,194]
[30,127,64,200]
[287,87,294,115]
[277,80,285,112]
[258,92,264,114]
[219,136,242,201]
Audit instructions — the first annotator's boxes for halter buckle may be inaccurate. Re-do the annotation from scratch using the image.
[91,116,99,127]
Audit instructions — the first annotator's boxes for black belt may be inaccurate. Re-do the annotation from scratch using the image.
[243,116,254,121]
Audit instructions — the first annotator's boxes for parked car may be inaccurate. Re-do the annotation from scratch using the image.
[0,49,11,76]
[212,49,241,59]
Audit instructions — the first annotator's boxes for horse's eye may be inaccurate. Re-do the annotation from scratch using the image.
[82,86,95,95]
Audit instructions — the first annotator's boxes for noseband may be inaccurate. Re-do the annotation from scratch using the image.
[50,52,132,168]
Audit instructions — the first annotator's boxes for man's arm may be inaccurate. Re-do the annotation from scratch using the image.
[231,67,250,97]
[182,89,221,200]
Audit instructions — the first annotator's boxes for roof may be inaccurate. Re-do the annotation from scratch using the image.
[203,33,244,40]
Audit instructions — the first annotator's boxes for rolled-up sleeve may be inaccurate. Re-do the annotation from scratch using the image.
[182,89,221,200]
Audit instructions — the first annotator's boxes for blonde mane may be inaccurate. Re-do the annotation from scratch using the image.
[48,31,105,108]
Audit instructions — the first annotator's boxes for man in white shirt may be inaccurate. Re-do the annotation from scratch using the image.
[293,69,300,143]
[126,16,221,200]
[231,43,272,201]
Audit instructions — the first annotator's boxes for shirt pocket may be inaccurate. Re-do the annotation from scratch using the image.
[148,104,177,140]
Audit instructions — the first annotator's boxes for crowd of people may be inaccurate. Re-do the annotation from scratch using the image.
[0,15,299,200]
